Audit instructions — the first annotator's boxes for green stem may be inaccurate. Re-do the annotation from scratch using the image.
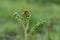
[27,22,40,37]
[19,19,25,30]
[25,30,27,40]
[25,19,29,40]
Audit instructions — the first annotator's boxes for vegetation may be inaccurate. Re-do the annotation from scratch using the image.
[0,0,60,40]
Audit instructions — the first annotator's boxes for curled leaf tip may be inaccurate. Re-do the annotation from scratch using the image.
[22,9,30,19]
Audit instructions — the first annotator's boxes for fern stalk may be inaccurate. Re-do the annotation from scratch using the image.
[25,19,29,40]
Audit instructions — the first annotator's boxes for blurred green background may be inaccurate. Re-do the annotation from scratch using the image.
[0,0,60,40]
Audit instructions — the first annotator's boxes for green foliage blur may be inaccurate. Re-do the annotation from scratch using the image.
[0,0,60,40]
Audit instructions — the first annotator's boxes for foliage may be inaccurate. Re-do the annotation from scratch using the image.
[0,0,60,40]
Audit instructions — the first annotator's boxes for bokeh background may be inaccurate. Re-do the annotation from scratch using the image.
[0,0,60,40]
